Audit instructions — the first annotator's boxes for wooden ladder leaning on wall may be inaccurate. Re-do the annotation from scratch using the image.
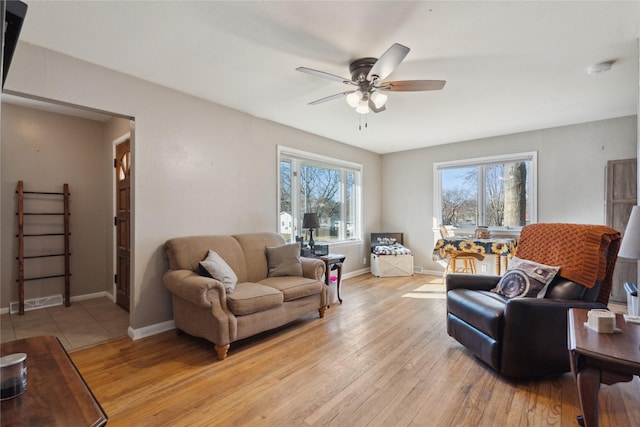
[16,181,71,315]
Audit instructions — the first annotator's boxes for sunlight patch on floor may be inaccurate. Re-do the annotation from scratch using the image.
[402,283,446,299]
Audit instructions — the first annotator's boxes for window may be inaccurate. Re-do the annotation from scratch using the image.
[434,152,537,232]
[278,146,362,243]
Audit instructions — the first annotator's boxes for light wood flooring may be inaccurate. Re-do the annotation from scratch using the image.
[69,274,640,426]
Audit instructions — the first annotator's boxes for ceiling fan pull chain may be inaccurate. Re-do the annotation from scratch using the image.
[358,113,369,131]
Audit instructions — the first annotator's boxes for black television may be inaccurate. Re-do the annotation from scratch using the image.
[3,0,28,88]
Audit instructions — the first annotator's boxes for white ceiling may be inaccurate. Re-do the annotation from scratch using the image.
[8,1,640,154]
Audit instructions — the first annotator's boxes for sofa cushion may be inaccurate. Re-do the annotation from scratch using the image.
[265,243,303,277]
[165,235,248,282]
[259,276,324,301]
[492,258,559,298]
[233,233,286,282]
[447,289,507,340]
[226,282,283,316]
[199,250,238,293]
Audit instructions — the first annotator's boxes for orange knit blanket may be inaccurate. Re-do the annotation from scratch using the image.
[515,224,620,302]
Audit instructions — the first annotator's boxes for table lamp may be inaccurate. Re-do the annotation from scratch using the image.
[619,205,640,317]
[302,213,320,250]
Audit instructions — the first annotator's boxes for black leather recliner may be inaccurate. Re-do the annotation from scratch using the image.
[445,223,621,378]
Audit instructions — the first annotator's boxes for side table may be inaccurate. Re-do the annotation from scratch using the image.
[567,308,640,427]
[306,254,345,304]
[1,336,107,426]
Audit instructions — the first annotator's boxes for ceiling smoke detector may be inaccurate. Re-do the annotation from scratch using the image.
[587,61,614,75]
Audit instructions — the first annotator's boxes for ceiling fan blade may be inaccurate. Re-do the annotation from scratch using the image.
[379,80,446,92]
[367,43,410,82]
[296,67,356,85]
[308,91,353,105]
[368,98,386,114]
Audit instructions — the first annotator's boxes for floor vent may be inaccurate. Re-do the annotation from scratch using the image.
[10,294,63,314]
[413,266,424,273]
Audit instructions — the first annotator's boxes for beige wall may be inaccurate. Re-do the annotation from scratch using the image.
[382,116,638,274]
[4,40,636,334]
[1,103,112,306]
[3,42,382,332]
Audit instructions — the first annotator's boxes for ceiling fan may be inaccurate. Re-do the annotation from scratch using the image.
[296,43,445,115]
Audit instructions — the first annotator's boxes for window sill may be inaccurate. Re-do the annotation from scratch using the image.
[315,239,364,249]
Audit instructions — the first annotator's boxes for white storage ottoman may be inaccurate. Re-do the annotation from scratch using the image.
[371,253,414,277]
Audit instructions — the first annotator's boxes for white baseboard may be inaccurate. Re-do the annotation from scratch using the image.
[343,267,370,279]
[128,320,175,341]
[71,291,114,302]
[343,268,441,278]
[421,269,443,276]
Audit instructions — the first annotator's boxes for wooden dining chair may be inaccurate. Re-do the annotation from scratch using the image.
[438,225,485,281]
[443,250,485,276]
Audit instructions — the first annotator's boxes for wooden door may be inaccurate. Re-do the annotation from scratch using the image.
[606,158,637,303]
[115,139,131,311]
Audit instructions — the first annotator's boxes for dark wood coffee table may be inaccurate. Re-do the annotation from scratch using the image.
[568,308,640,427]
[1,336,107,426]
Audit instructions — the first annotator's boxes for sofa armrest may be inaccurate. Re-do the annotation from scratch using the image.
[446,273,501,292]
[163,269,227,309]
[501,298,607,377]
[300,257,326,281]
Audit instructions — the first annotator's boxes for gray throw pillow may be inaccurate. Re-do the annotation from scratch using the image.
[199,249,238,293]
[266,243,303,277]
[492,257,559,299]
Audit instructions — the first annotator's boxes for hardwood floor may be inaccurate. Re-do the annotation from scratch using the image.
[69,274,640,426]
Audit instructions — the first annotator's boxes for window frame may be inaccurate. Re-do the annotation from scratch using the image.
[277,145,363,244]
[434,151,537,234]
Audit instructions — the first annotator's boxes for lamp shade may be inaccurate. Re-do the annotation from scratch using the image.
[370,91,388,109]
[302,213,320,229]
[618,205,640,260]
[346,91,362,108]
[355,99,370,114]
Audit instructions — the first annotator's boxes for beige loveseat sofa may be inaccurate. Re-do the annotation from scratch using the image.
[163,232,327,360]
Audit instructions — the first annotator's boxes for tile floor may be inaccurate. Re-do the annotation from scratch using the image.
[0,297,129,351]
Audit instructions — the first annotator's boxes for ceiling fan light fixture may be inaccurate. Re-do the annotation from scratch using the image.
[370,91,388,108]
[346,90,362,108]
[298,42,446,116]
[355,99,370,114]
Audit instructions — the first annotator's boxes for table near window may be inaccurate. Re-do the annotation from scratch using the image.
[432,236,517,275]
[303,254,345,304]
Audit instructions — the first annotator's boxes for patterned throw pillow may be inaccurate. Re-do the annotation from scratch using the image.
[377,237,397,245]
[492,258,559,298]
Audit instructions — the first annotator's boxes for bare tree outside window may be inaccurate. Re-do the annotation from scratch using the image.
[439,156,532,230]
[503,162,527,227]
[486,164,504,227]
[442,167,478,227]
[300,164,341,239]
[278,148,362,243]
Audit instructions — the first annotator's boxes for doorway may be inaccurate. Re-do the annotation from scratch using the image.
[607,158,638,303]
[0,93,134,349]
[114,135,131,312]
